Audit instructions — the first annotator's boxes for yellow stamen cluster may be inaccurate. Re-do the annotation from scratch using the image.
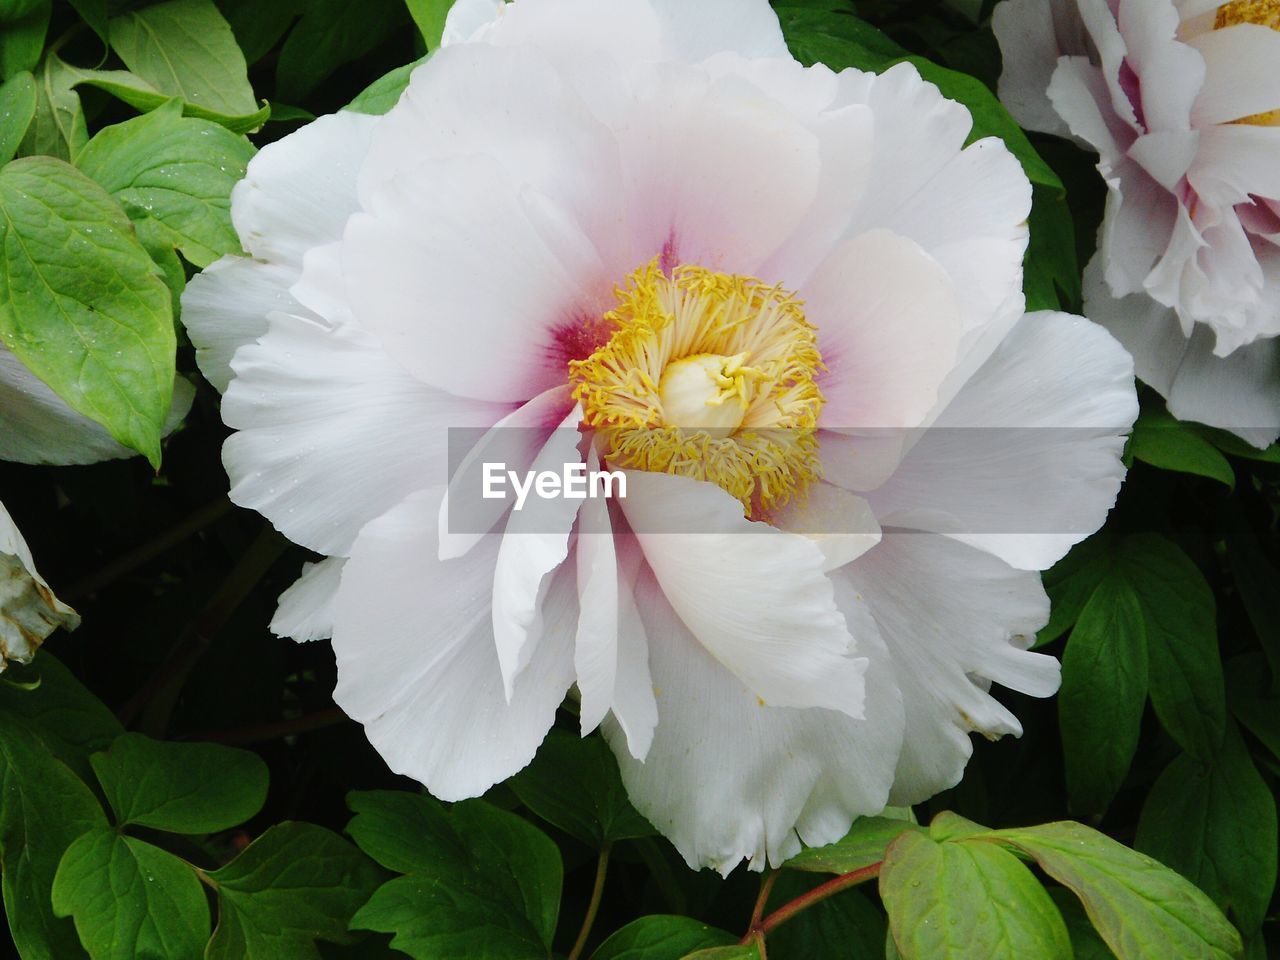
[569,260,824,513]
[1216,1,1280,125]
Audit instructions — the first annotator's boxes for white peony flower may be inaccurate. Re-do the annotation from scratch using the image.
[994,0,1280,447]
[184,0,1137,871]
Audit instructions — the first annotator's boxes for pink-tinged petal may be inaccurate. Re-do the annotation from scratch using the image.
[492,407,585,698]
[1048,56,1128,158]
[0,348,193,465]
[619,471,867,717]
[869,311,1137,572]
[181,257,302,394]
[1116,0,1204,131]
[1100,156,1181,297]
[1129,130,1200,192]
[0,500,78,671]
[993,0,1087,139]
[840,536,1057,805]
[345,153,607,403]
[231,111,379,267]
[605,569,902,872]
[1189,24,1280,126]
[806,230,964,431]
[1086,259,1280,447]
[271,557,344,643]
[439,386,575,561]
[1192,124,1280,209]
[333,488,573,800]
[1080,0,1141,132]
[575,467,658,758]
[223,313,507,557]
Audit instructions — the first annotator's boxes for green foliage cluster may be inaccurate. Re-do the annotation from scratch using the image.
[0,1,1277,958]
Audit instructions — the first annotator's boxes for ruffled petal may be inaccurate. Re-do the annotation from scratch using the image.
[619,471,867,717]
[271,557,344,643]
[1189,24,1280,126]
[333,489,573,800]
[222,313,506,556]
[839,535,1056,805]
[993,0,1088,139]
[0,500,78,671]
[606,568,902,872]
[867,311,1137,571]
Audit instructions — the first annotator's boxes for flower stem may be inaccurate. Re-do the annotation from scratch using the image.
[567,842,612,960]
[741,860,883,946]
[749,871,778,929]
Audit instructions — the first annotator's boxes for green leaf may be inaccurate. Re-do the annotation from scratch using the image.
[0,650,122,781]
[1114,535,1225,761]
[1225,531,1280,689]
[405,0,453,49]
[1038,532,1113,646]
[1136,723,1277,935]
[0,719,106,960]
[1224,654,1280,763]
[107,0,260,122]
[510,730,654,847]
[347,790,561,959]
[215,0,303,65]
[66,0,109,45]
[982,821,1242,960]
[276,0,407,102]
[20,50,87,161]
[1025,183,1079,312]
[0,156,175,466]
[1130,407,1235,488]
[75,98,254,267]
[0,0,48,79]
[51,827,209,960]
[589,916,737,960]
[1049,889,1118,960]
[0,69,35,164]
[783,816,921,874]
[681,946,760,960]
[68,65,269,134]
[880,831,1071,960]
[132,213,186,317]
[205,822,382,960]
[89,732,268,833]
[344,57,426,115]
[1058,571,1148,815]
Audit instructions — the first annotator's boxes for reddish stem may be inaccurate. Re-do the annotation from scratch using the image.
[741,861,883,946]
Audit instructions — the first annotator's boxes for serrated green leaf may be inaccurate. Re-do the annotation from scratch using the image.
[0,0,48,80]
[51,826,209,960]
[0,69,35,164]
[880,831,1071,960]
[590,916,737,960]
[0,718,105,960]
[1130,407,1235,488]
[0,650,122,781]
[75,98,253,267]
[784,816,921,875]
[205,822,382,960]
[347,790,561,959]
[344,57,426,115]
[981,821,1242,960]
[1136,723,1277,935]
[0,156,175,466]
[108,0,259,122]
[20,51,87,161]
[510,731,654,848]
[405,0,453,49]
[89,732,267,834]
[1059,571,1148,815]
[276,0,406,102]
[1114,535,1225,760]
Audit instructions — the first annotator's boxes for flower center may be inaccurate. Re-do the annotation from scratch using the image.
[569,261,824,514]
[1216,0,1280,125]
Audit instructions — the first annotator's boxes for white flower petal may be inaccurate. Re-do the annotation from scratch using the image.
[868,311,1138,572]
[270,557,344,643]
[606,569,901,872]
[333,488,573,800]
[0,501,78,671]
[768,482,882,573]
[223,313,506,556]
[840,535,1056,805]
[993,0,1087,139]
[440,0,504,45]
[806,230,964,430]
[620,471,867,717]
[1189,24,1280,126]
